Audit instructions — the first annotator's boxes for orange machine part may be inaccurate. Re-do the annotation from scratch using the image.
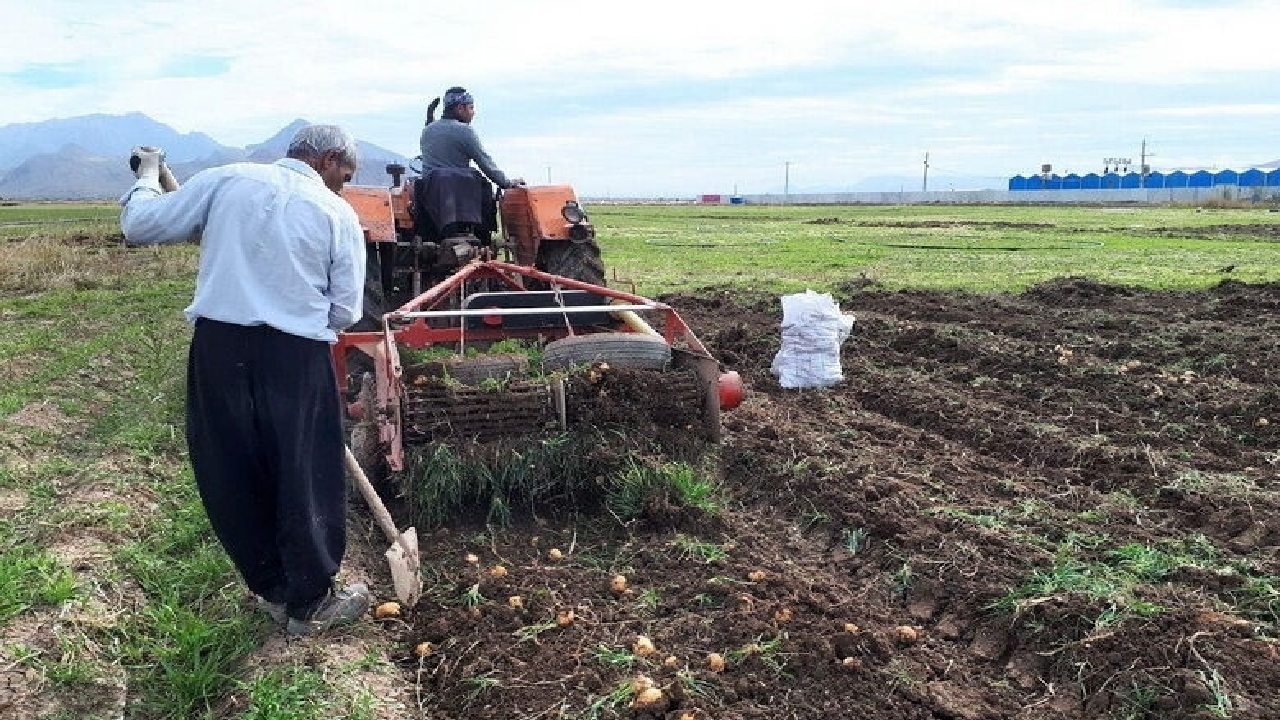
[340,186,397,243]
[499,185,579,266]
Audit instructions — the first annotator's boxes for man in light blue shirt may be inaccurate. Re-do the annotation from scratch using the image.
[119,124,371,636]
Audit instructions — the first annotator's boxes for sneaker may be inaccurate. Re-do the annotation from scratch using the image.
[286,584,371,637]
[257,597,288,626]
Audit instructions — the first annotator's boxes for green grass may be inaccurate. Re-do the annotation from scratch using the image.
[989,538,1226,631]
[0,546,77,623]
[670,535,728,564]
[403,434,605,528]
[0,252,267,718]
[238,665,332,720]
[582,680,635,720]
[590,204,1280,295]
[0,202,117,226]
[604,460,721,521]
[591,643,637,669]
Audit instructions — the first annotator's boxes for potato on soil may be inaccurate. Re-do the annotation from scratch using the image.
[413,641,434,658]
[373,601,401,619]
[556,609,576,626]
[489,564,508,578]
[548,548,564,561]
[706,653,726,672]
[631,674,655,694]
[507,595,524,609]
[633,635,657,656]
[631,687,665,710]
[610,574,628,593]
[893,625,920,644]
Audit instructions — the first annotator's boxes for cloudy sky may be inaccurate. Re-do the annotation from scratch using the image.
[3,0,1279,195]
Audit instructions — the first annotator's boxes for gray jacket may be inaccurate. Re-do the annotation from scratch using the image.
[418,119,511,188]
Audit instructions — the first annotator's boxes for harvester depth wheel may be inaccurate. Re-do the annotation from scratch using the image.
[536,239,606,287]
[543,333,671,371]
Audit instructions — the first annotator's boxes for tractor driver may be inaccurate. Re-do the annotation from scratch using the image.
[418,86,525,189]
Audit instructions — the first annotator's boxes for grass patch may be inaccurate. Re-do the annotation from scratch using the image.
[671,535,728,564]
[0,546,77,624]
[990,538,1223,630]
[402,434,605,528]
[591,642,637,670]
[402,435,720,529]
[604,459,720,521]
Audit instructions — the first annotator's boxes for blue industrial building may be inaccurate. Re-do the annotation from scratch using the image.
[1009,168,1280,191]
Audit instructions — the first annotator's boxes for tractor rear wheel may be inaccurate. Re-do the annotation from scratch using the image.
[543,333,671,371]
[536,239,606,287]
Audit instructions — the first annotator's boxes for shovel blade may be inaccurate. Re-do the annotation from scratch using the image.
[384,527,421,606]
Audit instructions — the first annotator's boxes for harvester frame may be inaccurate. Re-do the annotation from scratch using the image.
[332,258,743,472]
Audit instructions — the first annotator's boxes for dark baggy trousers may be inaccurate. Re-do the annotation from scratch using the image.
[186,319,347,615]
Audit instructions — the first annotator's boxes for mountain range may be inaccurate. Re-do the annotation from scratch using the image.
[0,113,410,200]
[4,114,1277,199]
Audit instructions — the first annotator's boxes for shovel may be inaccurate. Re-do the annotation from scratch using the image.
[344,446,422,606]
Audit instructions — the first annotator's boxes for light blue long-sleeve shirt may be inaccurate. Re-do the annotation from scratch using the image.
[119,158,365,343]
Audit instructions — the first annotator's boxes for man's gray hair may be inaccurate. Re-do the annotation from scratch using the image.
[287,124,358,166]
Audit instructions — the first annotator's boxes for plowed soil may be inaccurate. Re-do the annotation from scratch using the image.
[384,278,1279,720]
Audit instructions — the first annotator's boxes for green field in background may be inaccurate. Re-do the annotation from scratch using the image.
[589,203,1280,294]
[4,201,1277,295]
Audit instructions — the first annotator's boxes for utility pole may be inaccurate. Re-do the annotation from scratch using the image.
[546,166,552,184]
[784,161,791,204]
[922,152,930,192]
[1139,138,1152,189]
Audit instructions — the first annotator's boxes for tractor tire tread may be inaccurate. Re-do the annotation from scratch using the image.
[543,333,671,371]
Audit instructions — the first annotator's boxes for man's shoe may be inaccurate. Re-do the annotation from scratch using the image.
[257,597,288,626]
[286,584,371,637]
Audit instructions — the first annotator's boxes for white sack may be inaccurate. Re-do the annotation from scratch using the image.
[770,290,855,388]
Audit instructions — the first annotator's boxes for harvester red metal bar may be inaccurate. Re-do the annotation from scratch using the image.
[333,259,714,393]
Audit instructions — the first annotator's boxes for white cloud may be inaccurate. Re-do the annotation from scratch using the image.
[3,0,1280,193]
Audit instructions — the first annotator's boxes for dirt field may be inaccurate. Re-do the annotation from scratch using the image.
[367,278,1279,719]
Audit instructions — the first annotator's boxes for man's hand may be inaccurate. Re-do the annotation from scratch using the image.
[158,163,180,192]
[129,146,164,184]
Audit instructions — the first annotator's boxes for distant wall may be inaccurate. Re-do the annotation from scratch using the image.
[675,186,1280,206]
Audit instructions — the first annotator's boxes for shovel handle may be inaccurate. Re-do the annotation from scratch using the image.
[344,446,412,554]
